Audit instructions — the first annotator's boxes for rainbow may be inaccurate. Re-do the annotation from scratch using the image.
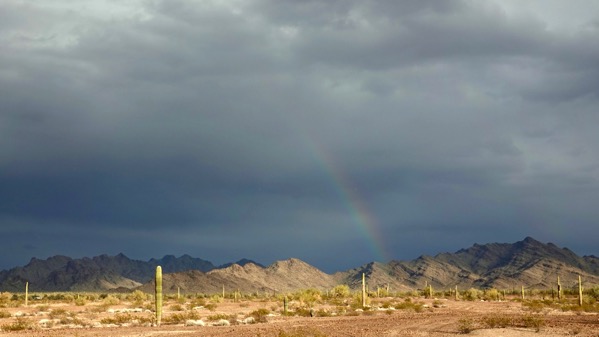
[308,141,389,263]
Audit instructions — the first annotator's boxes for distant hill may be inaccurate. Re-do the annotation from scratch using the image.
[137,258,335,294]
[334,237,599,291]
[0,254,216,292]
[1,237,598,292]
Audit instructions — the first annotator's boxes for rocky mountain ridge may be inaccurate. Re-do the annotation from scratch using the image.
[1,237,598,292]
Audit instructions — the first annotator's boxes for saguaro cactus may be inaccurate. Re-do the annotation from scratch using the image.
[362,273,366,308]
[25,282,29,307]
[283,296,288,314]
[578,275,583,307]
[557,276,562,300]
[521,285,525,300]
[155,266,163,326]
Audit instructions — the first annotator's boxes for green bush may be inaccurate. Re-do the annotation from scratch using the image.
[330,285,350,298]
[463,288,480,301]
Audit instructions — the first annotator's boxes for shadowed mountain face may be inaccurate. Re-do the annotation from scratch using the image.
[1,237,598,292]
[0,254,215,292]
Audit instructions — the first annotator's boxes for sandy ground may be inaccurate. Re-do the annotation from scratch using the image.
[1,297,598,336]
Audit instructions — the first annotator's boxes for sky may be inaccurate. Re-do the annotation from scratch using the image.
[1,0,599,273]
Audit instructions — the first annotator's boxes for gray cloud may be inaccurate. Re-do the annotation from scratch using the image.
[1,0,599,272]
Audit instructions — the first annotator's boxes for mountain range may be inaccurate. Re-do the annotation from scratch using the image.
[1,237,598,293]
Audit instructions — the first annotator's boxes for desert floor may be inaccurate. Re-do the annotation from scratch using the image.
[1,297,598,337]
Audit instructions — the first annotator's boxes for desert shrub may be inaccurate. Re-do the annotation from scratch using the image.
[102,295,120,306]
[207,313,230,321]
[187,298,206,310]
[210,294,224,303]
[560,302,599,313]
[483,288,500,301]
[0,310,10,318]
[0,293,11,307]
[294,289,322,308]
[482,314,512,328]
[204,303,217,311]
[250,308,270,323]
[294,307,314,317]
[394,298,424,312]
[520,315,545,332]
[463,288,480,301]
[36,305,50,312]
[331,285,350,298]
[48,308,68,319]
[1,317,33,331]
[170,304,184,311]
[128,290,147,304]
[587,286,599,301]
[522,299,553,313]
[162,311,201,325]
[74,297,87,306]
[457,318,474,334]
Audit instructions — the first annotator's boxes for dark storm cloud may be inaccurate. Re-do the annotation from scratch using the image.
[1,0,599,271]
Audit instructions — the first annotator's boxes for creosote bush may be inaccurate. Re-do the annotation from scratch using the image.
[457,318,474,334]
[250,308,270,323]
[481,314,512,328]
[1,317,33,332]
[520,315,545,332]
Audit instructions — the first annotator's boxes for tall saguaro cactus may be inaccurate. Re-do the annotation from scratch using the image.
[578,275,583,307]
[25,282,29,307]
[362,273,366,308]
[155,266,163,326]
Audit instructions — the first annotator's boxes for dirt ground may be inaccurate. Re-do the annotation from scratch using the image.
[1,297,598,337]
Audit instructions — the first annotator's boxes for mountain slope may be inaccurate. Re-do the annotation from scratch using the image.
[2,237,598,292]
[138,258,337,294]
[335,237,599,291]
[0,254,216,292]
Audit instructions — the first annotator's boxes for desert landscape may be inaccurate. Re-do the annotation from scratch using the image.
[1,288,599,336]
[2,238,598,336]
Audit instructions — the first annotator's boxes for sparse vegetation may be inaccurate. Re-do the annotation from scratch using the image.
[0,286,596,335]
[1,317,34,331]
[520,315,545,332]
[481,314,512,328]
[277,327,328,337]
[457,318,474,334]
[250,308,271,323]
